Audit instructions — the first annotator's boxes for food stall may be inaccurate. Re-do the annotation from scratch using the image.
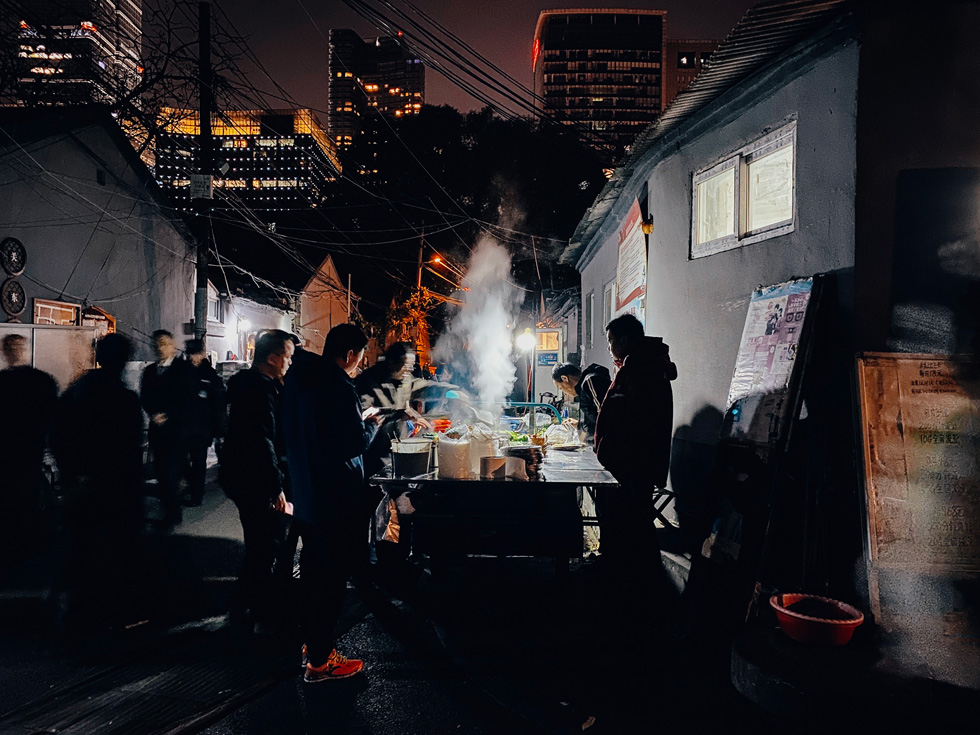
[370,429,616,569]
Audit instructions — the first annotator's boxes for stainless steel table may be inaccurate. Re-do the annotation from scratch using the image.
[369,447,618,566]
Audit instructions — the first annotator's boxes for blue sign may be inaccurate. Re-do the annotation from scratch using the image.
[537,352,558,367]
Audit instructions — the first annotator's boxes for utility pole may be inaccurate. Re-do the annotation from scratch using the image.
[193,1,213,345]
[416,228,425,290]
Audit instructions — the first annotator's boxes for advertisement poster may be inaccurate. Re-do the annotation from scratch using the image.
[725,278,813,447]
[858,354,980,575]
[616,199,646,310]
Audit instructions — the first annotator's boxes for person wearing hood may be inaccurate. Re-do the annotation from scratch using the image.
[552,361,611,444]
[593,313,678,585]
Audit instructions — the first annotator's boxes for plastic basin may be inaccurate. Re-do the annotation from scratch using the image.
[769,593,864,646]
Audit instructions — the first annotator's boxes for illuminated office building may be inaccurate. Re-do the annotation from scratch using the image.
[10,0,142,106]
[532,9,666,154]
[328,29,425,153]
[154,108,341,211]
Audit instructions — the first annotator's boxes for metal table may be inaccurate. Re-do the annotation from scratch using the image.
[369,448,618,567]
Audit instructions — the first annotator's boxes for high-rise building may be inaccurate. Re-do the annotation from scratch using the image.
[154,108,341,212]
[10,0,142,106]
[533,9,667,154]
[328,29,424,153]
[664,39,719,108]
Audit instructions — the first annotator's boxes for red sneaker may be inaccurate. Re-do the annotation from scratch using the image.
[303,649,364,682]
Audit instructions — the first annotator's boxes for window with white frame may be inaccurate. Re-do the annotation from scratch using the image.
[34,298,79,326]
[603,281,615,328]
[584,291,594,350]
[691,122,796,259]
[207,283,222,323]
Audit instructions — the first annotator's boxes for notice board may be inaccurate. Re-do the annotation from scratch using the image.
[856,354,980,617]
[723,277,817,455]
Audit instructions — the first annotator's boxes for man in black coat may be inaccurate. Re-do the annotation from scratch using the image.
[552,361,612,444]
[178,339,225,506]
[594,314,677,589]
[281,324,380,683]
[221,330,294,631]
[0,333,58,572]
[140,329,187,527]
[51,333,144,633]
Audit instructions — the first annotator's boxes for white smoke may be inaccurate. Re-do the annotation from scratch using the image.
[439,237,524,409]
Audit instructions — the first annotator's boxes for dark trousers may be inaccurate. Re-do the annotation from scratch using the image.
[297,507,364,666]
[149,428,181,522]
[183,443,209,504]
[596,484,665,583]
[232,497,288,625]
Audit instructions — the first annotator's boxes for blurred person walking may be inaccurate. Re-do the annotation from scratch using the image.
[140,330,187,528]
[50,333,144,635]
[281,324,380,682]
[0,334,59,576]
[220,330,294,632]
[178,339,225,507]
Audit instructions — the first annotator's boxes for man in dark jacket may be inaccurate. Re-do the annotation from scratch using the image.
[140,329,187,527]
[594,314,677,584]
[552,361,612,444]
[221,330,294,630]
[0,333,58,571]
[178,339,225,506]
[51,333,144,633]
[281,323,380,683]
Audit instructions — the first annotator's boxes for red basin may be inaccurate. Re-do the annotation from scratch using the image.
[769,593,864,646]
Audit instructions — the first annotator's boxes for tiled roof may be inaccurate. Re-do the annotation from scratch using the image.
[563,0,856,266]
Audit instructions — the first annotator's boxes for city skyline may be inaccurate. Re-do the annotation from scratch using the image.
[225,1,752,116]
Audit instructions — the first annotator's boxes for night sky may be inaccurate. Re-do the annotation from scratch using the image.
[223,1,754,116]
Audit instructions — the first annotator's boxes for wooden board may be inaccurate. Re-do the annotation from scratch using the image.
[856,353,980,618]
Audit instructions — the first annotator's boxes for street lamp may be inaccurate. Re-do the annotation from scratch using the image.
[516,327,537,435]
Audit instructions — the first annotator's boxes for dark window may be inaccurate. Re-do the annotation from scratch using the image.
[677,52,696,69]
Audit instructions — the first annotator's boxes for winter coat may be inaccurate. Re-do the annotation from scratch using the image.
[576,363,611,444]
[51,368,143,528]
[594,336,677,489]
[178,361,226,447]
[281,353,379,525]
[220,368,285,503]
[140,357,188,439]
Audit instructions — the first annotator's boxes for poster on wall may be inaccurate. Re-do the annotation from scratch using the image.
[856,353,980,626]
[616,199,647,311]
[616,296,646,328]
[724,277,815,449]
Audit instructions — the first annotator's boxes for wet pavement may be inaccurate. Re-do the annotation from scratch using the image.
[14,460,959,733]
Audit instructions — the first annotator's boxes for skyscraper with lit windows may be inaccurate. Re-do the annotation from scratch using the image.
[532,9,666,155]
[9,0,142,106]
[327,29,425,156]
[154,108,341,212]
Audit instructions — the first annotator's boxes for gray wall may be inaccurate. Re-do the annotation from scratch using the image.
[0,121,196,361]
[855,2,980,354]
[580,37,860,493]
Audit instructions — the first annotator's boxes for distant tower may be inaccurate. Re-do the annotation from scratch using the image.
[154,108,341,212]
[327,29,425,157]
[532,9,666,156]
[10,0,143,106]
[664,39,719,108]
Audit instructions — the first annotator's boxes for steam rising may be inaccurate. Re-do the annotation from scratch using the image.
[436,238,524,410]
